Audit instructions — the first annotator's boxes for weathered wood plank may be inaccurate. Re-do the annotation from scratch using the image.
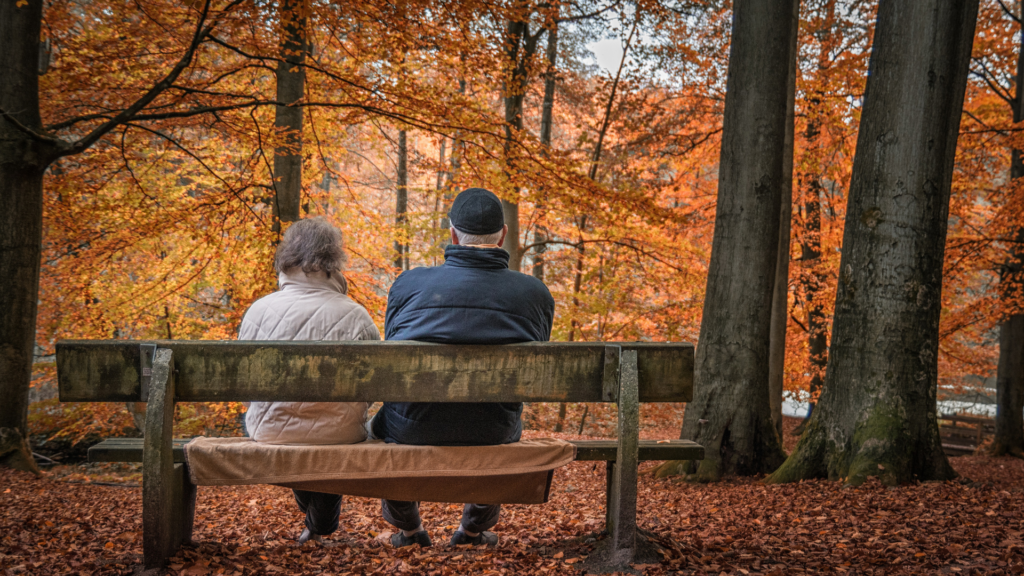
[57,343,149,403]
[572,439,704,462]
[89,438,188,463]
[57,340,693,403]
[87,438,703,464]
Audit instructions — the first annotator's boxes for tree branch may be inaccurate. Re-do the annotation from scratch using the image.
[57,0,223,158]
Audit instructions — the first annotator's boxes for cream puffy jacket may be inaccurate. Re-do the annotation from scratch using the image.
[241,268,380,445]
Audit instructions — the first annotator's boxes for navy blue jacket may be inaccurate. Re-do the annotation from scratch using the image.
[372,244,555,445]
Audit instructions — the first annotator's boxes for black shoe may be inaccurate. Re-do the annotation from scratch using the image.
[391,530,432,548]
[449,531,498,547]
[298,528,323,545]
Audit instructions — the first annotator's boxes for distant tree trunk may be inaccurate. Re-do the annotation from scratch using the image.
[273,0,307,224]
[793,0,836,438]
[501,15,543,272]
[991,14,1024,457]
[768,0,800,440]
[797,176,828,432]
[394,129,408,271]
[439,78,466,245]
[0,0,50,472]
[533,21,558,283]
[654,0,795,481]
[769,0,977,486]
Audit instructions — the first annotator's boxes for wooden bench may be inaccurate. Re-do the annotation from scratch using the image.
[56,340,702,570]
[940,413,995,456]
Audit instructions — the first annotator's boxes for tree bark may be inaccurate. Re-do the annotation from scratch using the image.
[533,22,558,283]
[769,0,977,486]
[991,13,1024,457]
[501,14,543,272]
[439,78,466,244]
[0,0,50,451]
[655,0,795,481]
[273,0,308,223]
[395,129,408,270]
[768,0,800,440]
[796,165,828,435]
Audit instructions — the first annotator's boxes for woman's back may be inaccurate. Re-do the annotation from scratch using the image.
[242,267,380,445]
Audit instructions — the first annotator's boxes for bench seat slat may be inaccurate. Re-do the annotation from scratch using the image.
[87,438,703,464]
[58,341,693,403]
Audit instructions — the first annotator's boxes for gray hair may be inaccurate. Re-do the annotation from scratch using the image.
[452,226,503,246]
[275,217,348,279]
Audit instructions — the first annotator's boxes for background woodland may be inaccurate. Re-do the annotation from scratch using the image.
[0,0,1019,456]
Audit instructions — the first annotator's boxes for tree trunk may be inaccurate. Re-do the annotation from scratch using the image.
[655,0,795,481]
[273,0,307,223]
[991,17,1024,457]
[793,0,837,438]
[439,78,466,244]
[395,129,408,270]
[501,15,542,272]
[533,22,558,283]
[768,0,800,440]
[796,172,828,435]
[769,0,976,486]
[0,0,51,468]
[502,19,525,272]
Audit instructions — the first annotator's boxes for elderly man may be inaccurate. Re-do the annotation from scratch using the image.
[371,187,555,548]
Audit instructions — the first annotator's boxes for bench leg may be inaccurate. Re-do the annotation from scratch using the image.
[171,463,197,545]
[595,350,639,569]
[143,348,182,569]
[604,460,614,530]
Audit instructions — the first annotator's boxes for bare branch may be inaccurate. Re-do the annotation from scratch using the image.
[997,0,1022,24]
[57,0,229,158]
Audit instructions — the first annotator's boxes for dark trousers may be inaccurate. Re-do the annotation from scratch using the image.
[293,489,342,535]
[381,499,500,534]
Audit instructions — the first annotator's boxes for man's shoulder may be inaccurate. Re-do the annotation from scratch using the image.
[499,270,554,300]
[391,265,443,292]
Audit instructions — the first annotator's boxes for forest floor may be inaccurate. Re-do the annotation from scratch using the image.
[2,412,1023,576]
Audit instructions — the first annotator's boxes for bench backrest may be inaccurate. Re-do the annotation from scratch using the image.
[56,340,693,403]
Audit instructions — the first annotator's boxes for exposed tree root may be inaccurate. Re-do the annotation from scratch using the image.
[0,427,41,476]
[648,458,721,483]
[986,441,1024,459]
[766,406,957,486]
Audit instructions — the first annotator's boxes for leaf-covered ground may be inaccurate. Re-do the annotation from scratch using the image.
[2,415,1023,575]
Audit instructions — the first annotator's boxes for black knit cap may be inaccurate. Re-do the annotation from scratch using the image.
[448,187,505,235]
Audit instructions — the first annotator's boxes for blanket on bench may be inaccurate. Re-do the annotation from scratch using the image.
[184,437,576,504]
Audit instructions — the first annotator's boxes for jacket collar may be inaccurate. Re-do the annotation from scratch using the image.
[278,267,348,294]
[443,244,510,270]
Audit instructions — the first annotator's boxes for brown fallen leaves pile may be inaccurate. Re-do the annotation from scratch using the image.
[2,416,1023,576]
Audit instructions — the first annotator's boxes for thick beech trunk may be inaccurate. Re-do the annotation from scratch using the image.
[994,312,1024,455]
[769,0,976,486]
[991,21,1024,457]
[768,0,799,439]
[273,0,307,223]
[655,0,795,480]
[0,0,50,461]
[394,129,408,270]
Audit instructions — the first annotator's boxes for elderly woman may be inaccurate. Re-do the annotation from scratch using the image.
[240,217,380,544]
